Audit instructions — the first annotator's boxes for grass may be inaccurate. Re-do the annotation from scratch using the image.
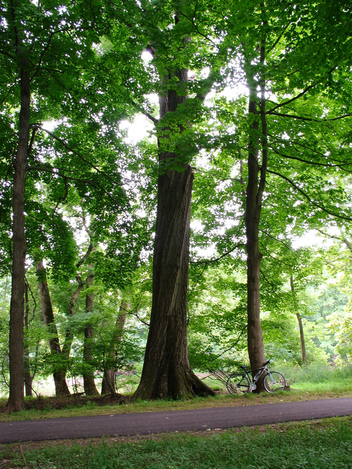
[1,417,352,468]
[278,363,352,393]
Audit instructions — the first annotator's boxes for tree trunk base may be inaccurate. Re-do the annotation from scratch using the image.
[6,399,25,413]
[101,370,116,396]
[54,374,71,397]
[134,368,215,401]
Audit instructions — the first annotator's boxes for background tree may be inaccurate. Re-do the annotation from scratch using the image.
[35,259,71,396]
[0,0,153,409]
[190,0,352,386]
[1,0,110,411]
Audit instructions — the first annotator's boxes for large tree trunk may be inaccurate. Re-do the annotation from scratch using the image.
[101,301,128,396]
[290,275,307,365]
[7,59,30,412]
[135,164,213,399]
[36,260,70,396]
[134,43,214,399]
[83,272,99,396]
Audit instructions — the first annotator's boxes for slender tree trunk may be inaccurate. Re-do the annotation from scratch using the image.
[134,42,214,399]
[24,284,33,397]
[7,59,30,412]
[101,301,128,396]
[83,272,99,396]
[36,260,70,396]
[245,90,265,383]
[245,28,268,389]
[290,275,307,365]
[61,276,84,391]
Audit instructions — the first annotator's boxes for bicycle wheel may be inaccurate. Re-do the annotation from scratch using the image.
[263,371,286,392]
[226,372,250,395]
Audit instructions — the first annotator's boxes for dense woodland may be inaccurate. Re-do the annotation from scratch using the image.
[1,0,352,411]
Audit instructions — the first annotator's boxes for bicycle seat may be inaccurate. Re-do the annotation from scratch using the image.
[240,365,249,371]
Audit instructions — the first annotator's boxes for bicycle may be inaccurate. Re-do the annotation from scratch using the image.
[226,359,286,394]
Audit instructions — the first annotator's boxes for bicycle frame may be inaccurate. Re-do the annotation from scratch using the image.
[240,360,271,390]
[226,359,286,395]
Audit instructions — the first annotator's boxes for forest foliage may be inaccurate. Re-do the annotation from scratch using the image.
[1,0,352,402]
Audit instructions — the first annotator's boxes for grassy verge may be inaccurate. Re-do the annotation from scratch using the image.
[1,416,351,468]
[277,363,352,392]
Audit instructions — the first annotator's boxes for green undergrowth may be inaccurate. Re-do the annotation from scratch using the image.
[279,363,352,393]
[1,417,351,468]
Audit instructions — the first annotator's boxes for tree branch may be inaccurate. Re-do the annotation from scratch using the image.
[267,65,338,113]
[76,243,93,270]
[0,49,16,60]
[268,111,352,121]
[28,126,38,158]
[269,146,352,171]
[207,325,248,370]
[38,126,120,185]
[177,8,219,49]
[266,21,292,54]
[267,169,352,221]
[53,176,68,214]
[190,243,246,265]
[316,227,352,254]
[27,164,124,206]
[132,104,158,125]
[266,82,320,113]
[30,30,58,82]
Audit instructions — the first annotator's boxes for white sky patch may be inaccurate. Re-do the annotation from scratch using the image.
[42,120,57,132]
[291,230,326,249]
[220,83,248,100]
[120,114,155,144]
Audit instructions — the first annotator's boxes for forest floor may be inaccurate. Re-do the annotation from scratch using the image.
[0,393,126,412]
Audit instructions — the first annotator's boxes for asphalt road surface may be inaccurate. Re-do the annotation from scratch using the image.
[1,398,352,444]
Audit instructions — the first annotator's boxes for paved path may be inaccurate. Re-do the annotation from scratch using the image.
[1,398,352,444]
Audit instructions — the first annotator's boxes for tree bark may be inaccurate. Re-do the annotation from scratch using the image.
[83,272,99,396]
[135,164,213,398]
[36,260,70,396]
[61,276,84,368]
[101,301,128,395]
[134,37,215,398]
[244,28,268,389]
[24,283,33,397]
[290,275,307,365]
[245,90,266,385]
[7,58,30,412]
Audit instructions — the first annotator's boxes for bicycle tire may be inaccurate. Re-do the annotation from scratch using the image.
[263,371,286,392]
[226,372,250,395]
